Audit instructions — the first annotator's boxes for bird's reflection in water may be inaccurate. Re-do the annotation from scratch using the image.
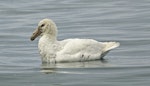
[41,60,112,74]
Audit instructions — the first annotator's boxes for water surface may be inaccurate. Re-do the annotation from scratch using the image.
[0,0,150,86]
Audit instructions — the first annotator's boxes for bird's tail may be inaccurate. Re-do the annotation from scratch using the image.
[103,42,120,52]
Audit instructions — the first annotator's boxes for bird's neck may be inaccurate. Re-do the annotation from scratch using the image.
[40,33,57,43]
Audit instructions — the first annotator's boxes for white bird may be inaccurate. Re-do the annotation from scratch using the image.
[30,18,120,63]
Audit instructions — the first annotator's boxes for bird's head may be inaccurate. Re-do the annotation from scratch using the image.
[30,18,57,41]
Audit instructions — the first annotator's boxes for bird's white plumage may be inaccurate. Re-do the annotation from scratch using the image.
[30,19,120,63]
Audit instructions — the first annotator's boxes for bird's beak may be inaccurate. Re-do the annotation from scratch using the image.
[30,27,42,41]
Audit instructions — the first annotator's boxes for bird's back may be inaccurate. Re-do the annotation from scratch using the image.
[55,39,119,62]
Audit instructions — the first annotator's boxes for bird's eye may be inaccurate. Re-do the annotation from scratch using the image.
[41,24,45,27]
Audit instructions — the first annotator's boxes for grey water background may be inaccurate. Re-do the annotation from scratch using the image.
[0,0,150,86]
